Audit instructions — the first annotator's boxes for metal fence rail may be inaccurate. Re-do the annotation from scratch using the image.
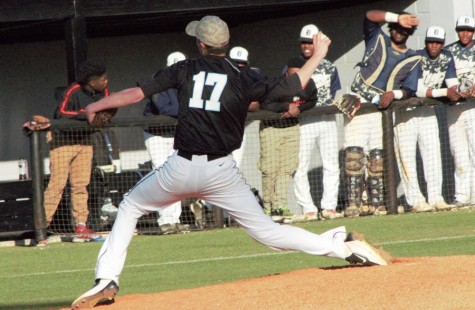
[22,97,468,242]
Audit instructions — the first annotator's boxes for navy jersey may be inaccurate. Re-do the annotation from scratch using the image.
[140,55,302,155]
[143,88,179,137]
[143,88,179,117]
[351,17,419,101]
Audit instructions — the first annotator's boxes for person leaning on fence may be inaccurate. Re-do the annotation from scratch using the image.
[342,10,419,218]
[38,61,109,246]
[71,15,389,309]
[287,24,343,221]
[444,16,475,208]
[257,55,318,222]
[143,51,191,235]
[394,26,459,213]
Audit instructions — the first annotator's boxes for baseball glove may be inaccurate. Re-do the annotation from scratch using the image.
[22,115,51,136]
[333,94,361,119]
[89,108,118,128]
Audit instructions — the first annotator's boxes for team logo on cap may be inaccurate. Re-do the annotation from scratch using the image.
[299,24,319,41]
[456,16,475,29]
[167,51,186,67]
[426,26,445,42]
[230,46,249,62]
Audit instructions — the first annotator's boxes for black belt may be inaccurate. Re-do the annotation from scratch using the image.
[177,150,227,161]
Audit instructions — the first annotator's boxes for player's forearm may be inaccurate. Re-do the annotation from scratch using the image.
[368,10,419,29]
[296,32,330,88]
[86,87,145,113]
[296,54,324,88]
[366,10,388,23]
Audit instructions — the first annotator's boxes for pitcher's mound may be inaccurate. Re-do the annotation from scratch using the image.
[65,255,475,309]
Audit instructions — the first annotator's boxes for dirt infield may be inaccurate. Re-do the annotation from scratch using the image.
[68,255,475,310]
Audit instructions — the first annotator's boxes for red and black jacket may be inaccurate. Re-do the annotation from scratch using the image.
[55,83,109,120]
[51,84,109,147]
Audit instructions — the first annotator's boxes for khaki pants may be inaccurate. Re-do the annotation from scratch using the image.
[258,124,299,210]
[44,144,93,225]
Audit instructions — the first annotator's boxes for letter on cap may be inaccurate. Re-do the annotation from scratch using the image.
[167,51,186,67]
[456,16,475,30]
[298,24,319,43]
[425,26,445,42]
[230,46,249,62]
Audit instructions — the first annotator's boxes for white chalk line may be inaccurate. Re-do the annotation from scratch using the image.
[2,234,475,279]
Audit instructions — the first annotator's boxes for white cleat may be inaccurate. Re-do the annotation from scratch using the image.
[344,232,388,266]
[71,279,119,309]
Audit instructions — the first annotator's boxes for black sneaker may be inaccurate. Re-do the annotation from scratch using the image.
[71,279,119,309]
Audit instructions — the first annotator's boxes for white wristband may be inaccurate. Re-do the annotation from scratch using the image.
[392,90,403,99]
[385,12,399,23]
[431,88,448,98]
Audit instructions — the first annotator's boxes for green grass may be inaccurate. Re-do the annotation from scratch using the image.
[1,209,475,309]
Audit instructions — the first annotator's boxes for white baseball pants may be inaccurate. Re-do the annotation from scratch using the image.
[95,152,352,284]
[231,132,246,168]
[446,104,472,204]
[343,112,383,152]
[394,108,444,206]
[463,106,475,204]
[144,132,182,225]
[293,114,339,213]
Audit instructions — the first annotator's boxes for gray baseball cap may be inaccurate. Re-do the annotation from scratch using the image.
[186,16,230,48]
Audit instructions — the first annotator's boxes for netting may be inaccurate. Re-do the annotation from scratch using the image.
[15,98,473,240]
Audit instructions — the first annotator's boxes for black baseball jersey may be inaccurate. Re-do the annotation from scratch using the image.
[141,55,302,155]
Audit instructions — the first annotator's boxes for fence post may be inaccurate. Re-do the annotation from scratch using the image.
[381,109,398,214]
[30,131,47,242]
[211,205,224,229]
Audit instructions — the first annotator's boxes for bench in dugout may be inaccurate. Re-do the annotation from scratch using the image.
[0,161,35,241]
